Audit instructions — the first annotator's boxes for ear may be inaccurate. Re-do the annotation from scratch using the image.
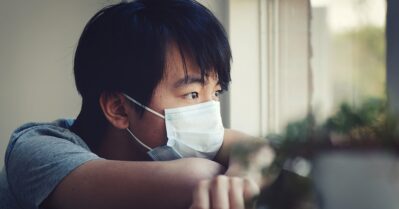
[99,92,131,130]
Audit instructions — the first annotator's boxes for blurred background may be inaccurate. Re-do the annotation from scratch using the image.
[0,0,389,167]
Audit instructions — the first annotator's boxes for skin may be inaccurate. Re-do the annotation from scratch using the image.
[41,44,264,209]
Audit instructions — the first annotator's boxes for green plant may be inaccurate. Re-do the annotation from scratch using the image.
[268,98,399,164]
[255,98,399,209]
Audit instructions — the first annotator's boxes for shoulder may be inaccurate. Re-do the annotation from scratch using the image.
[5,119,91,163]
[5,119,100,170]
[9,119,87,148]
[4,119,100,209]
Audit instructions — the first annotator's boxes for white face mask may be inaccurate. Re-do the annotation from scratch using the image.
[123,93,225,161]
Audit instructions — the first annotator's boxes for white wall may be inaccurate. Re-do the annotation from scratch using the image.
[228,0,311,136]
[0,0,119,167]
[311,7,334,122]
[229,0,262,136]
[276,0,311,130]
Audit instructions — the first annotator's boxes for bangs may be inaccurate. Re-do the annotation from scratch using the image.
[147,0,232,90]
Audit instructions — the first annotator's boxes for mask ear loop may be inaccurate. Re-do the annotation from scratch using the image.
[123,93,164,151]
[126,128,152,151]
[122,93,165,119]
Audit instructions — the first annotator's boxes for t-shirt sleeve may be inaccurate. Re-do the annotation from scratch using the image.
[5,134,100,209]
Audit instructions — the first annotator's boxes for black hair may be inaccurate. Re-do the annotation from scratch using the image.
[71,0,232,149]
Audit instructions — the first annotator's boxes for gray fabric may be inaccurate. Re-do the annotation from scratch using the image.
[0,119,100,209]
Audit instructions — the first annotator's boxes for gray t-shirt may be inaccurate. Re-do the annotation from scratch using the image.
[0,119,100,209]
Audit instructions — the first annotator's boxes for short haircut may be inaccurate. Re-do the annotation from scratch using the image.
[72,0,232,146]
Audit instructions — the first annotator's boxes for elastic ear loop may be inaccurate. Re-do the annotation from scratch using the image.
[123,93,165,151]
[126,128,152,151]
[122,93,165,119]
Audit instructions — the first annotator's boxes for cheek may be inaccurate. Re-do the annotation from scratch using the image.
[153,118,167,139]
[151,94,167,113]
[140,113,167,147]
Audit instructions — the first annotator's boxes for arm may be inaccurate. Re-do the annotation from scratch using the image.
[41,158,224,209]
[189,131,275,209]
[215,129,275,177]
[41,130,265,209]
[214,129,256,167]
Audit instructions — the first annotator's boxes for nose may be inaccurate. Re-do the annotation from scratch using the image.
[201,87,217,103]
[201,96,214,103]
[201,75,220,103]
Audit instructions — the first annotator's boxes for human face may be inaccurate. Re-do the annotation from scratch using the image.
[126,44,223,150]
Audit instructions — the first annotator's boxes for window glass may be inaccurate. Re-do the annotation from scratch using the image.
[310,0,387,120]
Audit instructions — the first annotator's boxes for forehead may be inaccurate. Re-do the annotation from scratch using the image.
[164,43,197,77]
[163,43,217,83]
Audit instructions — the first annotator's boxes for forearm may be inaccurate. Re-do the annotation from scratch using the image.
[42,158,224,209]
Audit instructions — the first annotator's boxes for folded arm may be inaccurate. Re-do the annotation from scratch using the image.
[41,158,224,209]
[214,129,256,167]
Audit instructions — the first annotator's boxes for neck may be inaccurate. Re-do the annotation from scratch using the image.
[71,113,151,161]
[96,126,152,161]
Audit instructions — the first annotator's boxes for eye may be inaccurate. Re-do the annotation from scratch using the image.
[214,90,224,99]
[184,92,199,100]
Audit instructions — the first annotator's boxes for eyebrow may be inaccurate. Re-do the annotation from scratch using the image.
[173,76,207,88]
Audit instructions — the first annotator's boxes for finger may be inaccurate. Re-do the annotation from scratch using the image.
[190,180,211,209]
[210,175,229,209]
[243,177,260,201]
[229,177,245,209]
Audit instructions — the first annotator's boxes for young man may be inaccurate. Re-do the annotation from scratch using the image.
[0,0,271,208]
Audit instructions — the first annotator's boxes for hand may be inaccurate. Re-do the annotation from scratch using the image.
[226,140,275,187]
[189,175,260,209]
[189,139,275,209]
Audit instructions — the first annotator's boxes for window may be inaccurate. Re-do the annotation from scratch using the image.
[228,0,312,136]
[206,0,388,137]
[311,0,387,122]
